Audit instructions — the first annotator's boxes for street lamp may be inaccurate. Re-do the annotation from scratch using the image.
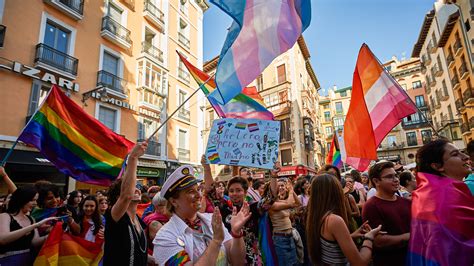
[81,86,108,106]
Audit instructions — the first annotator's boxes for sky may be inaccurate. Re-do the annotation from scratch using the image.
[203,0,435,95]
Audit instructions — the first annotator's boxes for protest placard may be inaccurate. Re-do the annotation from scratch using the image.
[205,118,280,169]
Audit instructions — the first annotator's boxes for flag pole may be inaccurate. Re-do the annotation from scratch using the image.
[368,44,440,137]
[147,73,216,141]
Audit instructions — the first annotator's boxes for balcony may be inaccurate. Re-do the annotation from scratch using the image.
[421,54,432,65]
[459,62,469,80]
[178,32,190,49]
[96,70,126,97]
[145,140,161,157]
[452,75,460,90]
[428,40,437,53]
[428,106,435,115]
[178,67,190,84]
[43,0,84,20]
[470,117,474,130]
[178,108,190,121]
[143,0,165,30]
[425,80,431,94]
[463,87,474,105]
[454,39,463,56]
[101,16,132,49]
[461,122,470,135]
[432,64,443,77]
[141,42,164,63]
[428,76,437,87]
[34,43,78,77]
[434,100,441,109]
[421,64,427,74]
[178,148,190,161]
[378,141,405,151]
[447,54,455,68]
[456,98,465,111]
[267,100,292,116]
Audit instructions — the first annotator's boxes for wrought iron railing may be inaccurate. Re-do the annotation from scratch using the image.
[34,43,78,75]
[101,16,132,45]
[144,0,165,23]
[97,70,124,93]
[59,0,84,15]
[141,42,164,63]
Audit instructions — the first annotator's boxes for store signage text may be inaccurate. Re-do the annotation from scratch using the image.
[139,107,161,120]
[91,92,135,110]
[0,61,79,92]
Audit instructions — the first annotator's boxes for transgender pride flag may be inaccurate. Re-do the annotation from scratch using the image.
[209,0,311,104]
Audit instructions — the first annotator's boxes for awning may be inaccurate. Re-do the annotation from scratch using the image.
[0,148,53,166]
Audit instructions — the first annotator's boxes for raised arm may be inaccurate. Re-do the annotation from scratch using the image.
[201,155,214,191]
[270,162,281,198]
[111,142,147,222]
[0,167,17,193]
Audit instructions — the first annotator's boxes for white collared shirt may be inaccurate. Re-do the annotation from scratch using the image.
[152,212,232,266]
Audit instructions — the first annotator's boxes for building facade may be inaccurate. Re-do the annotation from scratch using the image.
[203,37,323,180]
[378,57,433,164]
[318,86,352,158]
[412,3,465,149]
[437,2,474,144]
[0,0,208,194]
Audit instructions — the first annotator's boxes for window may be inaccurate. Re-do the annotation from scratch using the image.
[277,64,286,84]
[178,129,187,149]
[406,132,417,146]
[256,74,263,92]
[339,91,347,97]
[335,102,343,114]
[324,111,331,122]
[98,105,118,132]
[387,135,397,146]
[28,83,50,116]
[412,81,422,89]
[323,104,329,109]
[415,95,425,107]
[421,130,432,144]
[103,51,119,75]
[179,90,187,107]
[179,0,188,15]
[334,117,344,130]
[178,19,190,48]
[281,149,292,166]
[44,21,70,53]
[280,118,292,142]
[448,105,454,120]
[325,126,333,136]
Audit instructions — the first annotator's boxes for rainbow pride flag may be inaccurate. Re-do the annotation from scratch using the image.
[208,0,311,104]
[18,85,134,186]
[177,52,274,120]
[34,222,103,266]
[407,172,474,266]
[326,133,342,168]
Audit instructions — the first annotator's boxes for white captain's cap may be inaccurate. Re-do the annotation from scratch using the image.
[160,165,201,199]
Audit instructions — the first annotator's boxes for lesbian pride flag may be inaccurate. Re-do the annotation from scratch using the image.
[209,0,311,104]
[342,44,417,171]
[407,172,474,266]
[18,85,133,186]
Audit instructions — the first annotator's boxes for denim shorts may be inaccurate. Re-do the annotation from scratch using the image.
[272,234,297,266]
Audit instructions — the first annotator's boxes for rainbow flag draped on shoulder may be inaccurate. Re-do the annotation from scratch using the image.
[326,132,342,168]
[18,85,134,186]
[34,222,103,266]
[407,172,474,266]
[178,52,274,120]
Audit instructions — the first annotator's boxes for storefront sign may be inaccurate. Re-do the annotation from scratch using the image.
[139,107,161,120]
[206,118,281,170]
[91,92,135,110]
[278,170,296,176]
[137,167,161,177]
[138,160,166,169]
[0,59,79,92]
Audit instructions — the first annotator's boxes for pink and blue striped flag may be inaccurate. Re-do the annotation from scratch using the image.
[208,0,311,104]
[407,172,474,266]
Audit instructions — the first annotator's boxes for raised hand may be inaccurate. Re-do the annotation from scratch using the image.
[130,141,148,158]
[211,208,224,244]
[271,161,281,177]
[201,155,209,167]
[230,201,251,234]
[365,224,383,239]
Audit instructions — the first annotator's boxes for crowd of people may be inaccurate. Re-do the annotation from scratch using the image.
[0,138,473,265]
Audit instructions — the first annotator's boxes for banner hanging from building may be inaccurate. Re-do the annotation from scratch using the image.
[205,118,280,169]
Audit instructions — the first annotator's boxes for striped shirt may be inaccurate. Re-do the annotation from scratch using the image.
[320,236,348,266]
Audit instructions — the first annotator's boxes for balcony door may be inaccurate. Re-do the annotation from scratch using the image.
[43,21,70,67]
[102,51,120,91]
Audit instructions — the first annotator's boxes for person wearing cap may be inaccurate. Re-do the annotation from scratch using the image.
[103,142,155,266]
[153,165,251,265]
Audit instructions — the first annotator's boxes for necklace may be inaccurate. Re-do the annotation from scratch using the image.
[129,216,147,254]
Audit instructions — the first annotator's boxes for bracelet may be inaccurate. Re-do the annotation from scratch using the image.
[361,245,372,251]
[363,236,374,242]
[230,230,243,238]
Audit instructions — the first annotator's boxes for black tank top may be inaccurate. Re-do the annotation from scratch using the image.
[350,189,361,204]
[0,214,35,254]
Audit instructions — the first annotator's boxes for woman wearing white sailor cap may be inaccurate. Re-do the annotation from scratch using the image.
[152,165,250,266]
